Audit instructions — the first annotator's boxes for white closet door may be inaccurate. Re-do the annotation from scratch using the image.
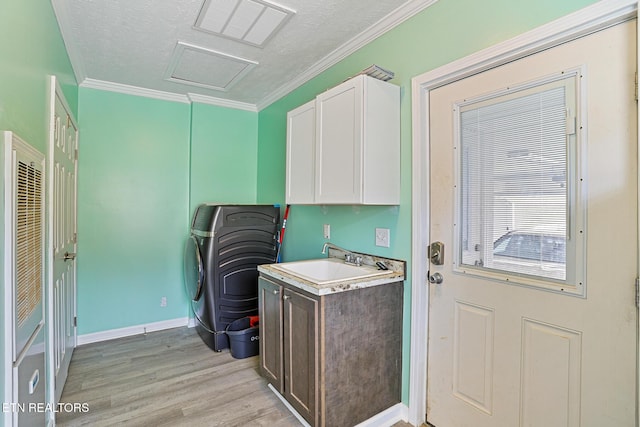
[47,76,78,408]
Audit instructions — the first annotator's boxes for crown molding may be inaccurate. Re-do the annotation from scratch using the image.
[56,0,437,112]
[255,0,438,110]
[79,79,260,112]
[187,93,258,112]
[80,78,191,103]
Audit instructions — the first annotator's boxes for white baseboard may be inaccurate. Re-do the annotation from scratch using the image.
[187,317,197,328]
[355,403,409,427]
[77,317,189,345]
[268,384,311,427]
[268,384,409,427]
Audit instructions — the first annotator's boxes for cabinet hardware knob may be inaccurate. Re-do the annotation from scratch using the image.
[273,289,279,295]
[283,295,290,300]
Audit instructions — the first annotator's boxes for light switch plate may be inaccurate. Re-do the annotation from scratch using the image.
[375,228,390,247]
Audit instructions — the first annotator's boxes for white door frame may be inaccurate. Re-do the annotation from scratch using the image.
[408,0,639,425]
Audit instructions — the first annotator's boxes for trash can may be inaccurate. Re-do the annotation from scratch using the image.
[226,316,259,359]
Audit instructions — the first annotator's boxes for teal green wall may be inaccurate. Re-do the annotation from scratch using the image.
[0,0,77,150]
[256,0,599,404]
[189,103,258,215]
[76,95,261,334]
[0,0,77,411]
[76,89,191,334]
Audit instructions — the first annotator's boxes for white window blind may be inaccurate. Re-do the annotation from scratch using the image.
[16,160,43,325]
[458,77,577,284]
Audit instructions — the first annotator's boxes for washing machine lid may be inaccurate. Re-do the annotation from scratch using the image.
[184,236,204,302]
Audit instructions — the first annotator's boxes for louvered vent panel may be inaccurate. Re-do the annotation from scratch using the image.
[16,160,43,326]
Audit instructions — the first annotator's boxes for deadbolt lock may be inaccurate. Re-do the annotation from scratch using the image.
[429,241,444,265]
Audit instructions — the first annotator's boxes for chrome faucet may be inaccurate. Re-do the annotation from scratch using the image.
[321,242,362,266]
[321,242,345,255]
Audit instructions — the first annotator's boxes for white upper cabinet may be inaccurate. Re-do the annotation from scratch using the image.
[315,76,364,204]
[286,75,400,205]
[286,100,315,204]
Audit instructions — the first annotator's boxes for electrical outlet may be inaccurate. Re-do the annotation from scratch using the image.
[375,228,390,247]
[323,224,331,239]
[160,296,167,307]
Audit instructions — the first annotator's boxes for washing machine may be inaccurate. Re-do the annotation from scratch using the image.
[184,204,279,351]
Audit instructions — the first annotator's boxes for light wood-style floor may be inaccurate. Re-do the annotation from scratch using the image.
[57,327,414,427]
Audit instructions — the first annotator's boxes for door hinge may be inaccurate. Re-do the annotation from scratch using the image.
[635,277,639,308]
[635,72,638,102]
[75,149,78,161]
[73,232,77,244]
[74,316,77,327]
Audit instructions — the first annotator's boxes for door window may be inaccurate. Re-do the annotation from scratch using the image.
[454,72,585,295]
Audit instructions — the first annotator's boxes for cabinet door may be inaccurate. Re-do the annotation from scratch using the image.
[315,76,363,204]
[361,76,401,205]
[258,278,283,392]
[283,288,318,425]
[286,100,315,204]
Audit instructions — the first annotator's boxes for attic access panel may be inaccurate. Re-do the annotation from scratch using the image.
[165,42,258,92]
[194,0,296,47]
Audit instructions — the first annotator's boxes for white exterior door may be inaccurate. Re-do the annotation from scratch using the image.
[47,76,78,404]
[427,21,637,427]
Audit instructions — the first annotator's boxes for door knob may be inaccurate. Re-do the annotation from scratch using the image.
[429,272,443,284]
[63,252,76,261]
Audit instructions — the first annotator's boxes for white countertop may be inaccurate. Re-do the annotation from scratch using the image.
[258,257,405,296]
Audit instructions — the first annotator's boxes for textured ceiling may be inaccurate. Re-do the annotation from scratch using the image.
[52,0,434,109]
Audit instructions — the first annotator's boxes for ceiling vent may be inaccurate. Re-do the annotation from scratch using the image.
[194,0,296,47]
[165,42,258,92]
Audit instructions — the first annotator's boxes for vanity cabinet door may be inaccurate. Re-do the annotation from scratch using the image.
[258,278,283,392]
[283,288,319,426]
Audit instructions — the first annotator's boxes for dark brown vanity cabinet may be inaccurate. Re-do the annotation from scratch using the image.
[259,276,318,424]
[259,276,284,389]
[258,274,403,427]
